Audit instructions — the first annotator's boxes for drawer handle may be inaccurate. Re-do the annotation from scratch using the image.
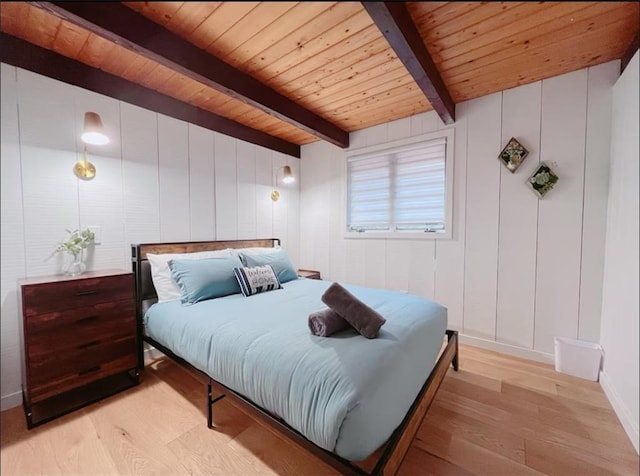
[75,290,98,296]
[78,365,101,376]
[77,340,100,350]
[75,315,99,324]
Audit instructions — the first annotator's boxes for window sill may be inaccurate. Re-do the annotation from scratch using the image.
[343,230,451,240]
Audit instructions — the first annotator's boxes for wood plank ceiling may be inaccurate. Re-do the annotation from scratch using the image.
[1,2,638,156]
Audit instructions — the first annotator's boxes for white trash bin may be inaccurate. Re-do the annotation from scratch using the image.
[554,337,603,381]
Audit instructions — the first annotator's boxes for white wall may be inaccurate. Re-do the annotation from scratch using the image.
[0,64,300,410]
[300,61,619,363]
[599,51,639,453]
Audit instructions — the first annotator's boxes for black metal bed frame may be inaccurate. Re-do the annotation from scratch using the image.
[131,238,458,476]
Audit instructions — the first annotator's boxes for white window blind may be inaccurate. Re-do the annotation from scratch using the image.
[347,136,447,233]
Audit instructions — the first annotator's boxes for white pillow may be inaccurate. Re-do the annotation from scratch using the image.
[148,249,235,303]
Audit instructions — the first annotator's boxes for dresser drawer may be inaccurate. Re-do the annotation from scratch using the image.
[27,301,135,357]
[23,274,133,316]
[29,354,137,403]
[29,335,136,390]
[26,299,135,334]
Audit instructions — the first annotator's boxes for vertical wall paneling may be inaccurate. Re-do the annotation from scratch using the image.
[300,141,318,268]
[354,123,388,289]
[299,140,347,281]
[18,69,80,277]
[363,240,387,290]
[408,241,436,299]
[299,142,318,269]
[345,240,367,286]
[364,123,388,146]
[463,93,502,340]
[385,240,411,293]
[410,110,439,136]
[328,144,348,283]
[214,133,238,240]
[75,88,125,271]
[158,115,190,242]
[579,61,619,343]
[434,102,468,330]
[535,69,588,353]
[272,153,288,248]
[0,64,25,408]
[121,102,160,245]
[348,129,369,150]
[188,124,215,241]
[495,82,541,349]
[286,156,301,267]
[255,146,273,240]
[236,141,257,239]
[599,51,639,452]
[311,153,331,272]
[387,116,412,141]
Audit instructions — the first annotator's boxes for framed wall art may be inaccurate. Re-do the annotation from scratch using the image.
[498,137,529,173]
[527,162,559,198]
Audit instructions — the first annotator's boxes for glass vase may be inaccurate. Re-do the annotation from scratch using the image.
[63,251,86,276]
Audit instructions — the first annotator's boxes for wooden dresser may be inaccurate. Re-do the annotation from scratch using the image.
[18,269,140,428]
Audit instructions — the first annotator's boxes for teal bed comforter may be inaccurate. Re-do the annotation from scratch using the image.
[144,278,447,461]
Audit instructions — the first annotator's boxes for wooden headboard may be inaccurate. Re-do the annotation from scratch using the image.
[130,238,280,367]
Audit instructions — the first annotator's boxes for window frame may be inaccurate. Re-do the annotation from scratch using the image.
[343,128,455,240]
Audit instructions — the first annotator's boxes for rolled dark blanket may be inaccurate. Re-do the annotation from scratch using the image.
[321,282,386,339]
[308,308,350,337]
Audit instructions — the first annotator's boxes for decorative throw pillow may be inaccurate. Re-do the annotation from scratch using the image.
[147,249,234,303]
[240,247,298,284]
[168,255,244,304]
[233,265,282,297]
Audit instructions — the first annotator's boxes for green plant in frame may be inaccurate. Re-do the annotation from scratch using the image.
[528,163,559,197]
[498,137,529,173]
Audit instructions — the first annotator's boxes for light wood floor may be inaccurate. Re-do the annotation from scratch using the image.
[1,344,638,475]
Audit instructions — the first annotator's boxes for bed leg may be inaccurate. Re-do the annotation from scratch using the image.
[207,379,226,429]
[207,381,213,429]
[445,330,459,371]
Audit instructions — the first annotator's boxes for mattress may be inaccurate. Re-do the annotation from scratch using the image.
[144,278,447,461]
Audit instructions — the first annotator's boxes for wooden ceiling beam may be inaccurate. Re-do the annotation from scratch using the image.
[0,32,301,158]
[362,2,455,125]
[29,1,349,148]
[621,29,639,75]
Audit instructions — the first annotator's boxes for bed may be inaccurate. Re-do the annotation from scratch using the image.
[132,238,458,475]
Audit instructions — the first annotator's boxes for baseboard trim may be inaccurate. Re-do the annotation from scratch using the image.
[459,334,555,364]
[599,371,639,454]
[1,390,22,411]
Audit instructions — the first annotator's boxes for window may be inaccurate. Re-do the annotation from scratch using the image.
[345,129,454,239]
